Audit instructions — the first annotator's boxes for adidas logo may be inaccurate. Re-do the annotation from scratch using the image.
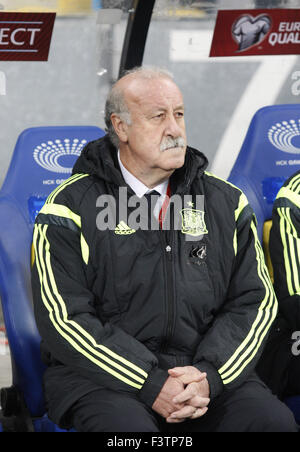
[114,221,136,235]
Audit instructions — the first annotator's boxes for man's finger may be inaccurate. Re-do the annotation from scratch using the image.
[190,406,208,419]
[172,384,198,404]
[174,373,206,385]
[168,368,206,385]
[189,395,210,408]
[166,417,186,424]
[167,404,209,422]
[168,368,205,379]
[174,392,210,407]
[168,367,186,375]
[168,366,201,376]
[167,405,197,421]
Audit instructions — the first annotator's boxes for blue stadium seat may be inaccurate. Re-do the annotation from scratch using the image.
[228,104,300,426]
[0,126,105,432]
[285,397,300,426]
[228,104,300,242]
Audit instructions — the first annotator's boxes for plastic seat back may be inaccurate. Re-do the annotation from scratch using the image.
[228,104,300,241]
[0,126,105,418]
[228,105,300,426]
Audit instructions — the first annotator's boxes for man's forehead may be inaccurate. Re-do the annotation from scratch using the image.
[122,76,184,110]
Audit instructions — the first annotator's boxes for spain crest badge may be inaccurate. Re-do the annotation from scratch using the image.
[180,208,208,237]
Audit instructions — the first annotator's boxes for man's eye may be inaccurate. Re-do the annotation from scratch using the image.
[175,112,184,118]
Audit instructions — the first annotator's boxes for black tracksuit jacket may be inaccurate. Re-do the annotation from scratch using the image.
[270,169,300,331]
[256,170,300,398]
[31,136,277,426]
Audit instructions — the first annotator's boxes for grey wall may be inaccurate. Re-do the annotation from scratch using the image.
[0,7,299,185]
[0,15,113,187]
[143,18,300,169]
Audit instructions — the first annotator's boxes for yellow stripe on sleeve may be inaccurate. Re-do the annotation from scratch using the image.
[33,224,148,388]
[277,187,300,210]
[235,193,249,222]
[47,174,88,205]
[278,207,300,297]
[40,203,82,228]
[218,221,277,384]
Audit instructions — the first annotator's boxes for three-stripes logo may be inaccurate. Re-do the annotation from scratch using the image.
[114,221,136,235]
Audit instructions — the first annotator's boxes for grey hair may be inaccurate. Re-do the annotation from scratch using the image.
[104,66,174,148]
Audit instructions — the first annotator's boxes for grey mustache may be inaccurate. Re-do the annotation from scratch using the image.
[160,137,186,151]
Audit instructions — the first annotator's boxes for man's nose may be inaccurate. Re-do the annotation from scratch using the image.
[165,114,184,137]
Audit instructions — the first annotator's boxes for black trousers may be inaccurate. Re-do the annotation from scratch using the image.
[256,316,300,399]
[288,356,300,396]
[67,377,298,432]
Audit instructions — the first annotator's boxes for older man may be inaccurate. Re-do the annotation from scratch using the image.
[31,67,297,432]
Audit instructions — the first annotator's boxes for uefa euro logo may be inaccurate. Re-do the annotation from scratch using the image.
[268,120,300,155]
[33,138,87,173]
[232,14,271,51]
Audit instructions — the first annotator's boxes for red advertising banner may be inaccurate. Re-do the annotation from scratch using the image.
[210,9,300,57]
[0,12,56,61]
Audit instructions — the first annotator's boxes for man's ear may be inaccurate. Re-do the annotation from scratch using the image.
[110,114,129,144]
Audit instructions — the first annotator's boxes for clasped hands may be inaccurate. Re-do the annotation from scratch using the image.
[152,366,210,423]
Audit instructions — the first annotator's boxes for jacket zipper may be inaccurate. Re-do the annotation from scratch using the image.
[160,204,175,353]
